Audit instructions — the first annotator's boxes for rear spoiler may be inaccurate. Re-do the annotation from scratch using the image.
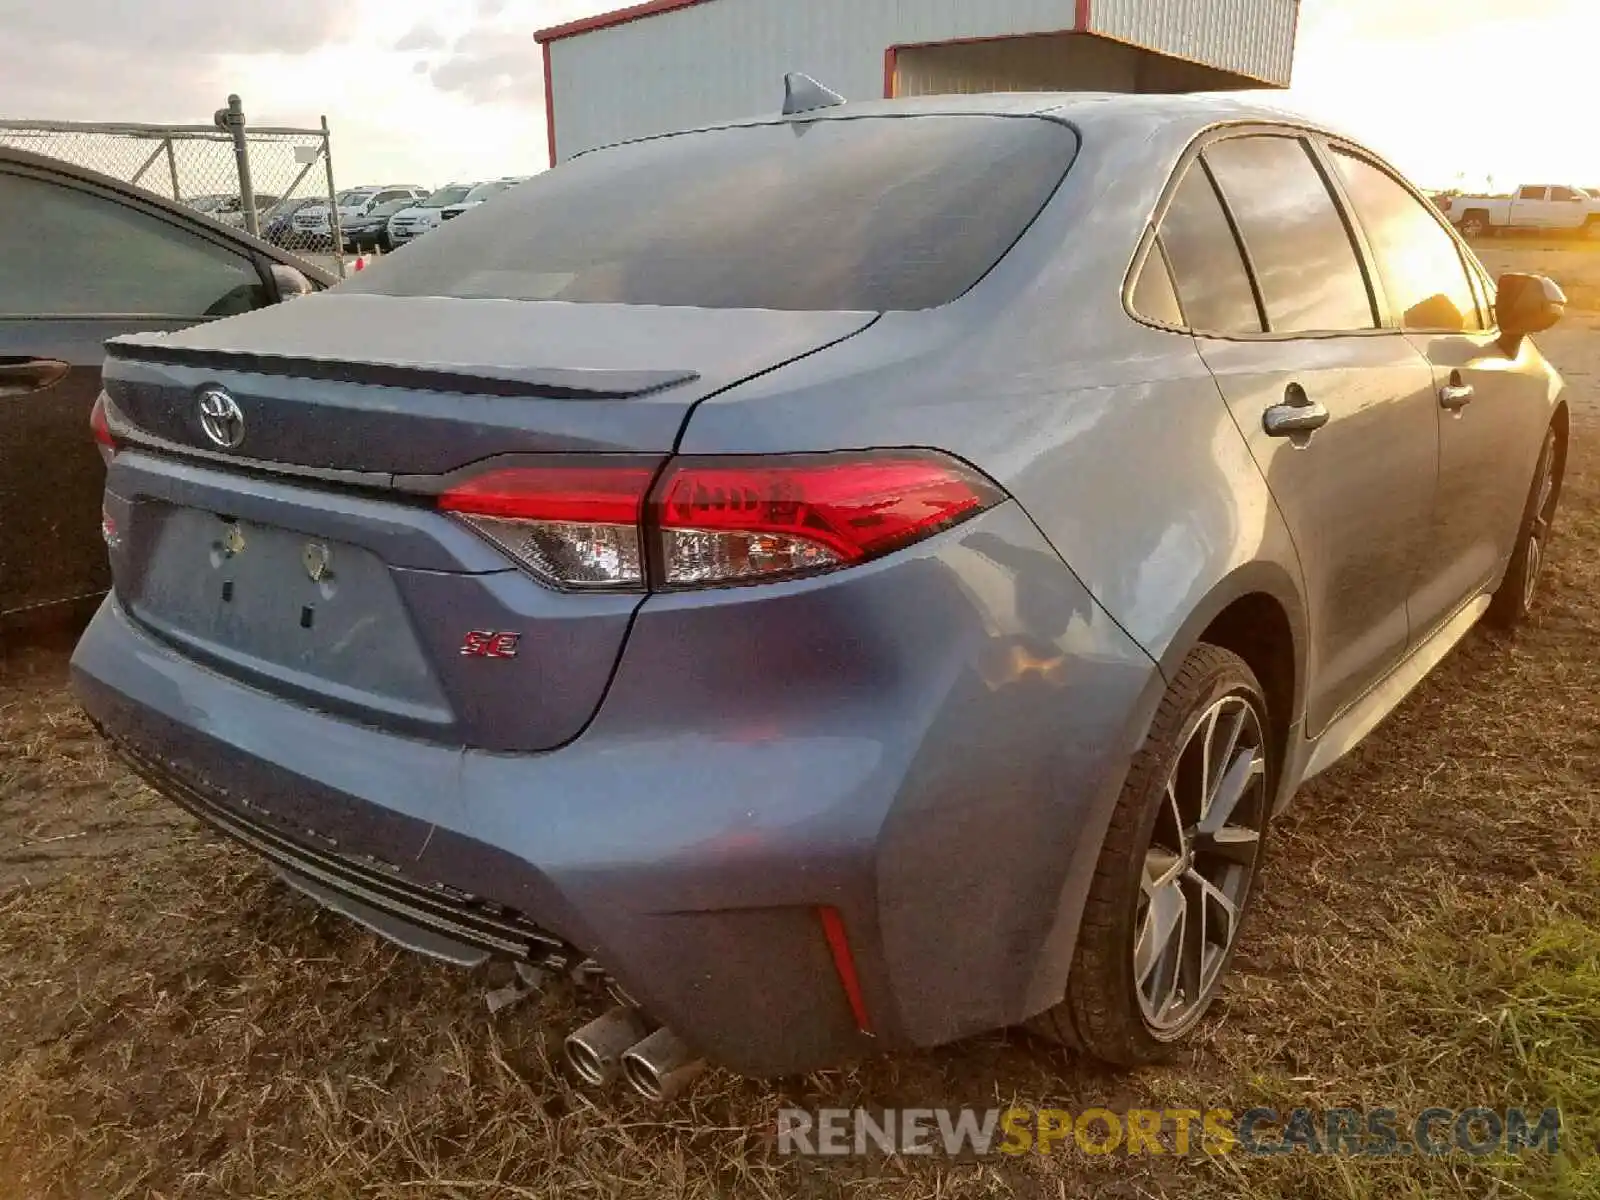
[105,336,699,401]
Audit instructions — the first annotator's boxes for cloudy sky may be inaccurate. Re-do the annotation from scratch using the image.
[0,0,1589,192]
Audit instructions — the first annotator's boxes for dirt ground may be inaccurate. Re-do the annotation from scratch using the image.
[2,242,1598,1199]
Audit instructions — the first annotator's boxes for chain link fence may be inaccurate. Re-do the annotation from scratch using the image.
[0,96,347,276]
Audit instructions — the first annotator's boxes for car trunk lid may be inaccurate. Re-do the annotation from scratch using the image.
[104,293,876,469]
[99,293,877,751]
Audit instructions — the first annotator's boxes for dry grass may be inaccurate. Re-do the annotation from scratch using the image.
[2,247,1598,1198]
[1473,237,1600,314]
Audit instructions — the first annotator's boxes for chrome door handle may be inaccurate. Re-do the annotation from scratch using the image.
[1263,389,1330,440]
[1440,383,1475,410]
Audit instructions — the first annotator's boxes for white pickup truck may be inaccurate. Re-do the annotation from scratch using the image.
[1442,185,1600,239]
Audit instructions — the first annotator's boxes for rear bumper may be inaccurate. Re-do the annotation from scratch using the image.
[73,502,1162,1076]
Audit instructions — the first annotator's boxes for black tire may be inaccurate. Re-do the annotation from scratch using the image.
[1488,424,1564,631]
[1460,212,1490,239]
[1034,645,1274,1066]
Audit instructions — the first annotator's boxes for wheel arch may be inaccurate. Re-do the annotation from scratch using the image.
[1549,396,1570,525]
[1152,562,1308,787]
[1016,561,1307,1030]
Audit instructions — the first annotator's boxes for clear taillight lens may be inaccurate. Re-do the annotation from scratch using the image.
[652,453,1004,587]
[438,464,657,591]
[437,452,1004,592]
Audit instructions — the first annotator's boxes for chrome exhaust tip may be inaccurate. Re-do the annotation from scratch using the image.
[620,1027,706,1103]
[564,1007,649,1087]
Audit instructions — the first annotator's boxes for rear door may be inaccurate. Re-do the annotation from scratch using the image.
[1171,132,1440,735]
[1327,145,1555,636]
[0,163,274,616]
[1509,186,1548,229]
[1546,186,1588,230]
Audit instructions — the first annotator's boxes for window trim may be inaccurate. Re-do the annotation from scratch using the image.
[1125,234,1188,333]
[1127,232,1187,330]
[1123,122,1395,343]
[1197,154,1271,334]
[1320,138,1500,335]
[0,162,275,321]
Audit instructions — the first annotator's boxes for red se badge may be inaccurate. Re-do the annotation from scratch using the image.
[460,631,522,659]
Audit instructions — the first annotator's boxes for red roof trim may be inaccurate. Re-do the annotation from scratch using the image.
[535,0,719,44]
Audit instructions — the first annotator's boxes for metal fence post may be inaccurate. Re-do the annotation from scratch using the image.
[164,137,181,203]
[321,115,346,278]
[217,94,259,238]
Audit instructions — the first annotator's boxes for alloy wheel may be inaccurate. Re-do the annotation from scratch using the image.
[1524,434,1559,611]
[1134,693,1268,1036]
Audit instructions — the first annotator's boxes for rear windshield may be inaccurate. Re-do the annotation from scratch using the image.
[341,115,1079,311]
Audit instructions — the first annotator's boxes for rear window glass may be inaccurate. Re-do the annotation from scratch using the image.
[1157,164,1263,334]
[341,116,1079,311]
[1203,136,1375,334]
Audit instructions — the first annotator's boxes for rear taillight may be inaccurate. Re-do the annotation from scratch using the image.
[652,454,1004,587]
[438,451,1003,592]
[90,394,116,458]
[438,463,657,591]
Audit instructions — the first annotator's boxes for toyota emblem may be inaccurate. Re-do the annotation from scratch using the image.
[197,386,245,450]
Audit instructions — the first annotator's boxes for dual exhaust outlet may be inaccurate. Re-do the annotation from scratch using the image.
[564,1007,706,1103]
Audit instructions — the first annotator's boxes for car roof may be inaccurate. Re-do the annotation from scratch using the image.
[579,91,1353,158]
[0,144,338,284]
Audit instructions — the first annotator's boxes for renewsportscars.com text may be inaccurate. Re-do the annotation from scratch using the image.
[776,1106,1562,1158]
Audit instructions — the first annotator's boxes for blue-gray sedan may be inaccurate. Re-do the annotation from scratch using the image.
[73,92,1568,1096]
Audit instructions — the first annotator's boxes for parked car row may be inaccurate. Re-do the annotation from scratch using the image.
[382,177,531,251]
[176,177,533,256]
[185,192,284,230]
[290,185,429,251]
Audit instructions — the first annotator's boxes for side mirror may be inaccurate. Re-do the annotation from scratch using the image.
[1496,273,1565,355]
[268,262,315,302]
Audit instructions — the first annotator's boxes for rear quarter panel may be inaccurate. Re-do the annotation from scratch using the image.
[680,110,1309,724]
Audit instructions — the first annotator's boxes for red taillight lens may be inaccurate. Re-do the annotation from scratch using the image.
[438,463,657,591]
[90,394,116,457]
[438,452,1004,592]
[651,453,1003,587]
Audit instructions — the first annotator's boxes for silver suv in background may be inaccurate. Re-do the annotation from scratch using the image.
[437,177,531,223]
[387,183,475,246]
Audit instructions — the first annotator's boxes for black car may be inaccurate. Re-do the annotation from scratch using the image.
[0,148,335,622]
[341,197,414,253]
[261,197,324,251]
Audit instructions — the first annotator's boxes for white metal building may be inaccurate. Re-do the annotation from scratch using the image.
[536,0,1300,164]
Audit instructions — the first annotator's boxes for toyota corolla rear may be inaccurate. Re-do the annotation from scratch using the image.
[72,106,1159,1082]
